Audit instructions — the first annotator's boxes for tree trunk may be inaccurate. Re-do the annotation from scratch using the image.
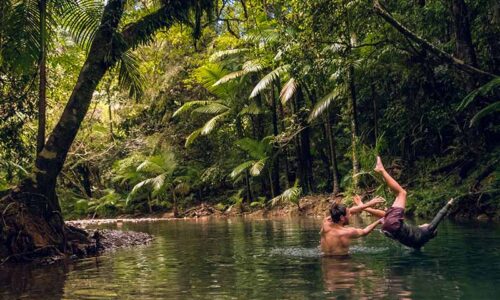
[451,0,478,67]
[105,80,115,140]
[77,164,92,198]
[371,84,378,143]
[348,64,360,189]
[245,170,253,203]
[1,0,192,261]
[325,109,340,195]
[36,0,46,155]
[486,3,500,74]
[172,190,179,218]
[295,87,313,193]
[278,83,293,187]
[32,0,125,214]
[270,83,281,196]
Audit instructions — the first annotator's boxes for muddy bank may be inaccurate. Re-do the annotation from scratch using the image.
[0,227,153,266]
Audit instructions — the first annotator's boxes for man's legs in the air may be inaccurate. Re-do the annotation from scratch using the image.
[374,156,407,208]
[419,198,455,233]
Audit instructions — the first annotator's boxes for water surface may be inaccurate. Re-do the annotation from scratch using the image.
[1,217,499,299]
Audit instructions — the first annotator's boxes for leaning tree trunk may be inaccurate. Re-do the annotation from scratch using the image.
[0,0,192,262]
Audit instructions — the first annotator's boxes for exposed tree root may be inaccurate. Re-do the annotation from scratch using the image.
[0,192,102,264]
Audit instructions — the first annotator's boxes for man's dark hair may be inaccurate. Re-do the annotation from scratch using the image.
[330,203,347,223]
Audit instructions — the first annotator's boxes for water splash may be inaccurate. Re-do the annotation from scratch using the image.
[349,245,389,254]
[270,247,322,258]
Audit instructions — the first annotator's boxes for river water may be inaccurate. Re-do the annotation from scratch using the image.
[1,217,499,299]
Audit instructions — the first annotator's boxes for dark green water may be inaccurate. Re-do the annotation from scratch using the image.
[1,217,500,299]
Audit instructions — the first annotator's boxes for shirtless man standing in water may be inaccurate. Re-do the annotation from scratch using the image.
[320,197,384,256]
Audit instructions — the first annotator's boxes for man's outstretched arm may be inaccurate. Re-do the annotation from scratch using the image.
[349,196,385,214]
[352,195,386,218]
[348,219,383,238]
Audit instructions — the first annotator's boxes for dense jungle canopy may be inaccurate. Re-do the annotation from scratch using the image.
[0,0,498,240]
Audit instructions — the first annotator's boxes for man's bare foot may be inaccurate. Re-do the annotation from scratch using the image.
[374,156,385,173]
[353,195,363,206]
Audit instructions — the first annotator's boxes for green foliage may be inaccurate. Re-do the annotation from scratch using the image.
[1,0,499,220]
[458,77,500,126]
[271,181,302,209]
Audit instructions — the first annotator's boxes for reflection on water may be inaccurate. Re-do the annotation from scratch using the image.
[1,218,499,299]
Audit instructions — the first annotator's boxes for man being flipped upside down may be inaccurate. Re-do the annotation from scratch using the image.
[355,156,455,249]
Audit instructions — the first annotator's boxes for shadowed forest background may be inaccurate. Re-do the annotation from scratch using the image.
[0,0,498,224]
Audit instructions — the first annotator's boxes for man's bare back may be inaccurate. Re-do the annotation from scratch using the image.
[320,217,355,256]
[320,203,383,256]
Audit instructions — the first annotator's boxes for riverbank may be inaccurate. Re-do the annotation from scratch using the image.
[0,227,153,266]
[67,192,500,223]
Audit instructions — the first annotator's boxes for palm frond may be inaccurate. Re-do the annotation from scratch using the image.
[192,102,230,114]
[235,138,268,159]
[230,161,254,179]
[458,77,500,111]
[469,101,500,126]
[194,63,236,98]
[150,173,167,193]
[308,86,344,122]
[280,78,298,104]
[271,181,302,207]
[238,103,264,116]
[59,0,103,50]
[250,158,267,176]
[185,128,203,147]
[117,51,144,100]
[213,59,264,86]
[213,69,248,86]
[127,178,153,203]
[201,112,229,135]
[209,48,251,62]
[249,65,289,98]
[173,100,212,117]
